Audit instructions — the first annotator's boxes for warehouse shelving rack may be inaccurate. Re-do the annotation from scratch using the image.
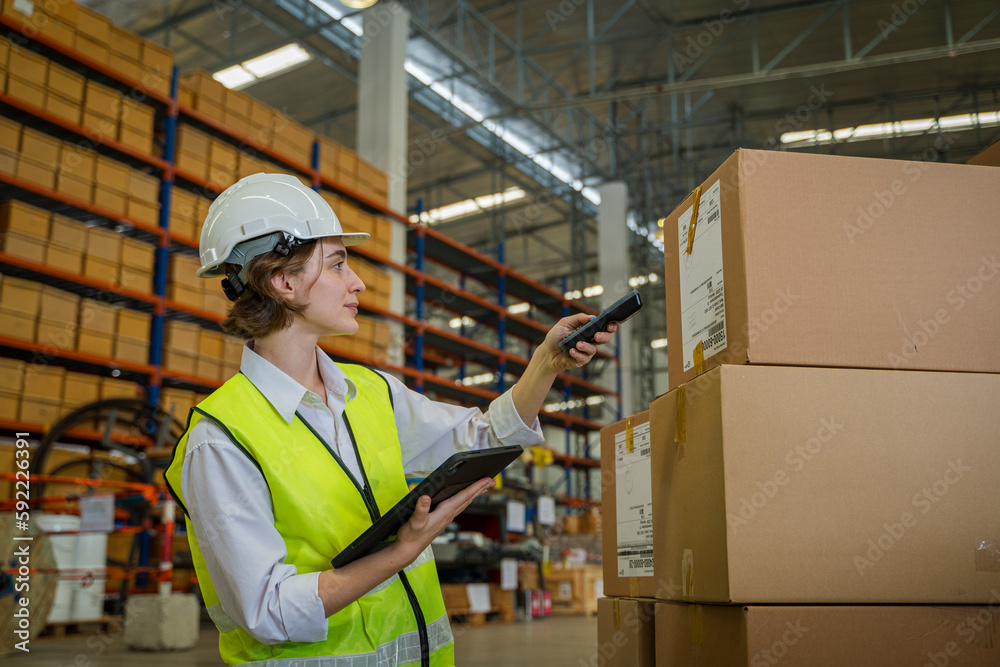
[0,11,614,498]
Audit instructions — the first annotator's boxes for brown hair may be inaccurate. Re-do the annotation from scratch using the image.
[220,239,319,339]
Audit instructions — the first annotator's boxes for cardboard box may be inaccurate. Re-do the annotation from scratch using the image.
[968,138,1000,167]
[100,376,138,400]
[163,349,198,375]
[114,337,148,364]
[127,198,159,225]
[0,276,41,316]
[596,598,656,667]
[109,25,142,61]
[195,357,221,381]
[120,98,154,132]
[76,329,113,357]
[47,63,85,102]
[40,285,80,322]
[15,154,56,189]
[179,70,224,106]
[74,33,108,66]
[23,365,66,399]
[141,41,172,75]
[119,265,152,294]
[82,255,120,285]
[117,125,153,154]
[197,329,224,358]
[94,157,130,193]
[664,150,1000,390]
[44,92,81,125]
[167,284,201,309]
[76,5,112,43]
[0,358,25,392]
[86,226,122,263]
[45,242,83,274]
[121,237,154,271]
[8,45,47,82]
[84,80,122,118]
[174,148,208,180]
[654,602,1000,666]
[0,231,45,263]
[201,289,229,315]
[650,365,1000,604]
[36,15,75,49]
[58,148,97,181]
[0,148,17,176]
[81,110,117,137]
[601,413,658,598]
[20,126,62,164]
[0,307,35,340]
[164,320,200,351]
[19,397,62,425]
[55,171,91,201]
[36,317,77,350]
[79,299,116,335]
[93,186,127,215]
[7,75,46,108]
[117,309,150,342]
[0,117,20,150]
[169,253,201,289]
[63,372,101,407]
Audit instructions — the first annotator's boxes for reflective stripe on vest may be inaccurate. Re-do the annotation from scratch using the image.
[163,365,453,666]
[241,614,453,667]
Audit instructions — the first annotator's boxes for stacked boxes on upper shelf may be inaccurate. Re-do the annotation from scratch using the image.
[598,150,1000,665]
[161,319,242,383]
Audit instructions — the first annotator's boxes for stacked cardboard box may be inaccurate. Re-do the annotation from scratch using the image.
[77,297,115,357]
[166,252,201,309]
[82,79,121,138]
[169,187,210,241]
[0,358,24,420]
[0,200,49,264]
[195,328,224,381]
[127,169,160,225]
[84,225,121,286]
[350,256,391,310]
[21,363,65,425]
[174,124,211,180]
[118,97,155,154]
[92,155,130,215]
[162,320,199,376]
[37,285,79,350]
[208,137,238,189]
[6,43,47,109]
[16,126,60,189]
[120,237,154,294]
[56,140,95,202]
[521,564,603,616]
[45,61,85,125]
[114,308,150,365]
[0,116,18,175]
[598,150,1000,665]
[0,275,41,341]
[159,387,198,422]
[48,213,87,273]
[61,370,100,417]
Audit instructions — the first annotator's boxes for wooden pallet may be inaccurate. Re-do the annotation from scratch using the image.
[39,615,123,639]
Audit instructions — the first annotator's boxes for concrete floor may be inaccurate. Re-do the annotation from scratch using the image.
[7,616,599,666]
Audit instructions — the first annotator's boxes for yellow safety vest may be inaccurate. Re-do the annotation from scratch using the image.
[164,364,454,666]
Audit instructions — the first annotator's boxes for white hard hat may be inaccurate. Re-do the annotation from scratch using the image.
[197,172,369,280]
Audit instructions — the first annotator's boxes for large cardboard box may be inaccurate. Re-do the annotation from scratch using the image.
[650,365,1000,604]
[968,138,1000,167]
[662,149,1000,391]
[654,601,1000,666]
[601,411,660,599]
[0,276,41,316]
[596,598,656,667]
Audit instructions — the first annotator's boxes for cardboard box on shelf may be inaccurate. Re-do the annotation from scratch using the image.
[14,154,56,189]
[84,80,122,119]
[47,62,85,102]
[19,397,62,425]
[201,289,229,316]
[0,307,35,340]
[109,25,143,61]
[114,336,148,365]
[120,97,155,132]
[175,149,208,180]
[164,320,200,351]
[55,171,91,201]
[192,95,225,123]
[38,19,75,50]
[131,170,161,204]
[601,410,663,598]
[39,285,80,322]
[650,365,1000,605]
[0,200,50,239]
[23,364,66,399]
[0,148,16,176]
[94,156,130,193]
[44,243,83,274]
[166,284,201,309]
[0,275,41,316]
[596,598,656,667]
[141,41,172,76]
[76,329,114,357]
[8,45,47,83]
[209,139,238,172]
[0,117,20,151]
[58,147,97,181]
[76,4,112,43]
[163,349,198,376]
[81,109,117,137]
[100,376,139,399]
[85,226,122,263]
[82,255,120,285]
[195,357,221,382]
[74,33,109,65]
[121,237,154,271]
[160,387,197,421]
[654,602,1000,667]
[107,52,144,83]
[119,265,152,294]
[126,197,159,226]
[117,125,153,154]
[0,358,25,391]
[79,298,116,335]
[169,253,201,289]
[92,186,127,216]
[117,309,151,342]
[63,372,101,408]
[36,317,76,350]
[197,329,224,359]
[6,75,46,108]
[20,126,60,163]
[662,149,1000,391]
[0,232,45,263]
[179,71,224,106]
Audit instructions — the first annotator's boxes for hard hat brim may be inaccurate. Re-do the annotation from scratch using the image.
[196,231,371,278]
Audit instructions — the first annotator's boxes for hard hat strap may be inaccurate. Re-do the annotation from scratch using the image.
[222,232,306,301]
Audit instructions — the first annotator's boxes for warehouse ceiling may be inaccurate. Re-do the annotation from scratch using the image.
[86,0,1000,287]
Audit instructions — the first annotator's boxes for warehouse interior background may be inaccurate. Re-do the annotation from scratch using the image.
[2,0,999,661]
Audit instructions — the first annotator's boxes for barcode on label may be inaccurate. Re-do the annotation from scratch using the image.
[706,209,720,223]
[639,447,650,457]
[708,321,725,336]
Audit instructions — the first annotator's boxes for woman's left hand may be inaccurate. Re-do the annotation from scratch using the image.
[538,313,618,374]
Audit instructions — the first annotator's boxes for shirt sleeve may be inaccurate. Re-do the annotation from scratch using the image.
[181,418,328,644]
[375,371,545,476]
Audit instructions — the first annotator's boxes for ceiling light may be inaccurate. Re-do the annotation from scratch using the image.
[243,44,312,78]
[213,65,255,89]
[340,0,377,7]
[651,338,668,349]
[508,302,530,315]
[781,110,1000,146]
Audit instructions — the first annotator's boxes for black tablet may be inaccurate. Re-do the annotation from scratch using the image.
[331,445,524,568]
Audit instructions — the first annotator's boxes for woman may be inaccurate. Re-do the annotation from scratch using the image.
[164,173,615,666]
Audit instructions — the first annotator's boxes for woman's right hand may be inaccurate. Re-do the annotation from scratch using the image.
[394,477,496,562]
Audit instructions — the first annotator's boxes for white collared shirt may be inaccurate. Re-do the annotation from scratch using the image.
[179,343,543,644]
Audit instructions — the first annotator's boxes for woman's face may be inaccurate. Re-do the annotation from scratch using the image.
[293,237,366,336]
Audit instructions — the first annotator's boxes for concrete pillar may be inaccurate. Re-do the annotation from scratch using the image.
[597,182,634,417]
[357,2,409,366]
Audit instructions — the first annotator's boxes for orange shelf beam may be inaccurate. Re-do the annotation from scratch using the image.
[0,252,159,305]
[0,335,156,375]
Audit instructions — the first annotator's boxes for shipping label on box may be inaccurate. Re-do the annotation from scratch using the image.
[615,419,654,578]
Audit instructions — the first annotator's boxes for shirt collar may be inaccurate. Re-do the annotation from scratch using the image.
[239,343,358,424]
